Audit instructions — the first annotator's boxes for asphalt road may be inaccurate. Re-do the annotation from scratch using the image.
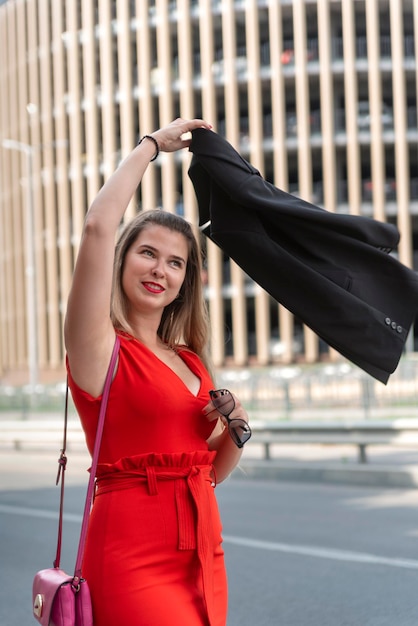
[1,451,418,625]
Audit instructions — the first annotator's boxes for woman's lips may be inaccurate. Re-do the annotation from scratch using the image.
[142,282,165,293]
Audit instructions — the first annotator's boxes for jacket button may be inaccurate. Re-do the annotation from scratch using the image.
[391,321,397,329]
[385,317,391,325]
[397,325,403,333]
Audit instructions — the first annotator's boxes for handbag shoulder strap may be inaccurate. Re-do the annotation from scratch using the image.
[73,335,120,580]
[52,381,70,568]
[53,335,120,577]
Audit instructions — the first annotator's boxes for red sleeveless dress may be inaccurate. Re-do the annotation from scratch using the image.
[67,332,227,626]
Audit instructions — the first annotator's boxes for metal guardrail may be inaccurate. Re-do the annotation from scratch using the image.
[0,419,85,451]
[1,356,418,423]
[1,418,418,466]
[216,356,418,420]
[250,419,418,463]
[2,358,417,477]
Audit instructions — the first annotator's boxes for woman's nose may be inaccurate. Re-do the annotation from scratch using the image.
[152,262,165,278]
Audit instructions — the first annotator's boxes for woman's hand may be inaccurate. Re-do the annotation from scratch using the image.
[204,390,250,482]
[151,118,212,153]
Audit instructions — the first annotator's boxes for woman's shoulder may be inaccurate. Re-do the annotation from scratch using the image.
[175,344,198,358]
[175,345,209,372]
[116,329,135,343]
[116,330,148,352]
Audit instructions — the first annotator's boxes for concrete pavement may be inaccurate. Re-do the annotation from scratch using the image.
[237,442,418,488]
[1,407,418,489]
[1,441,418,491]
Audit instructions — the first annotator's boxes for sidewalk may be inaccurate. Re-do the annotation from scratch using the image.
[236,443,418,488]
[1,443,418,492]
[0,449,91,491]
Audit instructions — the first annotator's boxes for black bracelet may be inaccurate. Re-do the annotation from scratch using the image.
[138,135,160,161]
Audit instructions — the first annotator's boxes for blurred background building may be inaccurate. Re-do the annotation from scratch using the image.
[0,0,417,386]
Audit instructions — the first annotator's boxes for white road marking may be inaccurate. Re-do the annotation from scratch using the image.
[2,504,417,571]
[0,503,81,523]
[223,535,418,570]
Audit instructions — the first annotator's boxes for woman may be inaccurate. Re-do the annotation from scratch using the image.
[64,118,251,626]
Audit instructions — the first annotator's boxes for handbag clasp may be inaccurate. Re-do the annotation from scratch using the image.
[33,593,44,618]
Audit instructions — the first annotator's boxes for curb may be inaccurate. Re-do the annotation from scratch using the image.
[234,460,418,489]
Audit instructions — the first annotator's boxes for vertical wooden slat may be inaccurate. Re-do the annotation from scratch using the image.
[342,0,362,215]
[66,0,86,262]
[116,0,136,219]
[318,0,340,363]
[293,0,318,363]
[27,0,48,371]
[365,0,386,223]
[0,5,7,376]
[390,0,412,268]
[14,1,28,367]
[177,0,198,226]
[82,2,100,205]
[0,5,19,372]
[246,0,270,365]
[156,0,176,212]
[199,0,225,367]
[51,0,72,353]
[268,0,295,365]
[136,0,157,211]
[99,0,117,182]
[222,0,247,366]
[317,0,336,212]
[39,0,61,369]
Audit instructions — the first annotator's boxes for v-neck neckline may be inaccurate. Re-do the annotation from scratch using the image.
[122,333,202,398]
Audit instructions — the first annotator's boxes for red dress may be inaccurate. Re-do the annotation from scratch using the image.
[67,333,227,626]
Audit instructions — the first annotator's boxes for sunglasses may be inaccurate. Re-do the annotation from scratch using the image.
[209,389,252,449]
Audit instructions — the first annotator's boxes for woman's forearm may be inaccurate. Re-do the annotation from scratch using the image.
[211,428,244,483]
[86,138,157,234]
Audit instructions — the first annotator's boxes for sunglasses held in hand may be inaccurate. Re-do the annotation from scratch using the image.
[209,389,252,449]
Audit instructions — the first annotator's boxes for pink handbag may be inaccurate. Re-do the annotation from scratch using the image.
[32,337,120,626]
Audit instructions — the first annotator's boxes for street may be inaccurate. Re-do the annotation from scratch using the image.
[218,479,418,626]
[0,450,417,625]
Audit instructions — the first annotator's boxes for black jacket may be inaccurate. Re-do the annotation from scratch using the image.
[188,128,418,383]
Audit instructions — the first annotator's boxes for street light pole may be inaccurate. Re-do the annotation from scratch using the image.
[1,138,38,391]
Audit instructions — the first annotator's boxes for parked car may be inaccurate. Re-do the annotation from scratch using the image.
[363,178,397,202]
[281,48,317,65]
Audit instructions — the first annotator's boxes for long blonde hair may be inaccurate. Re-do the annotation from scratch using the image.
[111,209,211,369]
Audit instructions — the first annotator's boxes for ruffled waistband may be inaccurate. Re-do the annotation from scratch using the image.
[95,450,217,478]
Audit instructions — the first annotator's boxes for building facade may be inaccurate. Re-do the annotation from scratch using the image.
[0,0,417,384]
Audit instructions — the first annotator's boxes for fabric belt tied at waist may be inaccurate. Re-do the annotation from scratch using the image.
[95,464,217,626]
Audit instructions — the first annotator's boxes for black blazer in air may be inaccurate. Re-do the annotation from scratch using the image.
[188,128,418,384]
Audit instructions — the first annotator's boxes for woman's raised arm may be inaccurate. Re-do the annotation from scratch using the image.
[64,118,211,396]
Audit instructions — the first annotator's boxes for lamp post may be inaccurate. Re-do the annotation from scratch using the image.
[1,138,38,392]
